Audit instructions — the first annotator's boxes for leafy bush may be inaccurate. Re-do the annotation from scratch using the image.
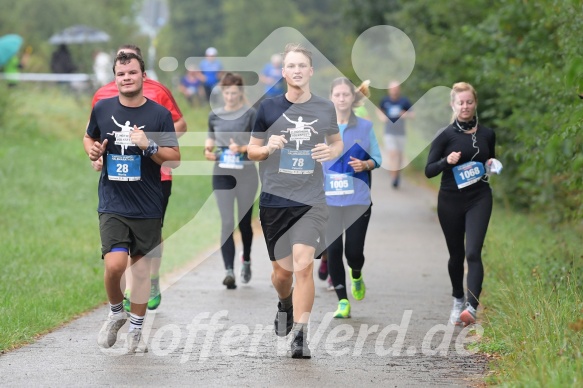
[382,0,583,223]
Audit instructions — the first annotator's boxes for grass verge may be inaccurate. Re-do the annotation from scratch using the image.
[479,209,582,386]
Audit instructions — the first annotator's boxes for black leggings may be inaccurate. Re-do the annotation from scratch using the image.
[437,187,492,309]
[212,165,258,270]
[326,205,371,301]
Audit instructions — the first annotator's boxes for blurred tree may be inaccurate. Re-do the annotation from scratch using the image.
[157,0,224,65]
[0,0,138,72]
[348,0,582,222]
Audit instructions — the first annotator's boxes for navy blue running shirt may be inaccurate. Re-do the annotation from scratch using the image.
[87,97,178,218]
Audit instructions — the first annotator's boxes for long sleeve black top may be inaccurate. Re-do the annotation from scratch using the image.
[425,124,496,192]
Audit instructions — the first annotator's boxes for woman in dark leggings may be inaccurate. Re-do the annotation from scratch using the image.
[425,82,498,326]
[204,73,258,289]
[324,78,382,318]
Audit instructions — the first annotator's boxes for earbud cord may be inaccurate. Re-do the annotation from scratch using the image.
[456,112,489,182]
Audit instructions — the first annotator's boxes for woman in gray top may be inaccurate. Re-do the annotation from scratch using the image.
[204,73,258,289]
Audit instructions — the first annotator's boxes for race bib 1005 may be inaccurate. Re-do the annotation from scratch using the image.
[325,173,355,196]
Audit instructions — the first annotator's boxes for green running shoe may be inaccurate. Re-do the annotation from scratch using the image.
[350,269,366,301]
[147,278,161,310]
[333,299,351,318]
[123,290,131,313]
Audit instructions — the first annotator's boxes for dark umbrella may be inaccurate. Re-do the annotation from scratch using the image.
[0,34,23,67]
[49,25,110,45]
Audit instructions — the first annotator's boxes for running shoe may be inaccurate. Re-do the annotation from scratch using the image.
[223,269,236,289]
[326,276,335,291]
[147,278,161,310]
[350,269,366,301]
[318,259,328,281]
[240,254,252,284]
[123,291,131,313]
[392,174,400,189]
[97,311,128,348]
[333,299,351,319]
[460,303,477,326]
[290,329,311,359]
[126,328,148,353]
[449,297,465,326]
[274,301,293,337]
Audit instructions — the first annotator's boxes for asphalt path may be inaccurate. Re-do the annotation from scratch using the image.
[0,169,487,387]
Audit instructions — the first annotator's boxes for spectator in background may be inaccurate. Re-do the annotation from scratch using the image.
[259,53,285,100]
[178,67,206,107]
[3,45,31,87]
[50,44,76,74]
[199,47,223,104]
[93,50,112,88]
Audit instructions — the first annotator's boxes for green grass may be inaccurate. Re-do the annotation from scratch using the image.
[477,209,583,386]
[404,125,582,385]
[0,84,219,352]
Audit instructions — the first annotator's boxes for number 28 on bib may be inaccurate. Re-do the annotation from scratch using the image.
[107,154,141,181]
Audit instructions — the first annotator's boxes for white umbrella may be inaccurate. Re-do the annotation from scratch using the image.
[49,25,110,45]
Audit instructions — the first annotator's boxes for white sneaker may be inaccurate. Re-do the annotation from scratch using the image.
[97,311,128,348]
[460,303,477,326]
[126,328,148,353]
[326,276,335,291]
[449,297,465,326]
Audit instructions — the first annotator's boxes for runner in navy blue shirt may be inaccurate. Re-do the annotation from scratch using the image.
[377,81,413,188]
[83,52,180,353]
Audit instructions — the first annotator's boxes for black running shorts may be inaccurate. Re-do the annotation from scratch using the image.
[98,213,162,258]
[259,204,328,261]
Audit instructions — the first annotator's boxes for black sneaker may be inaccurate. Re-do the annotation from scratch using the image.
[290,330,311,359]
[223,269,236,289]
[274,302,293,337]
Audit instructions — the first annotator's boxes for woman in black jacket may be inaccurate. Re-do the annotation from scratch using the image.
[425,82,499,326]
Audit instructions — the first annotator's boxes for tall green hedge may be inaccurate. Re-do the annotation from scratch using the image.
[382,0,583,223]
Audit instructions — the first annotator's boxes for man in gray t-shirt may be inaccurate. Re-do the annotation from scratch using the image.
[248,43,343,359]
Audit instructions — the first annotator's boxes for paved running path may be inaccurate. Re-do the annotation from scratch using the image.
[0,170,487,387]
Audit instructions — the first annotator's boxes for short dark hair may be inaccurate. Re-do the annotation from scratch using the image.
[220,72,244,88]
[117,44,142,58]
[112,51,145,74]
